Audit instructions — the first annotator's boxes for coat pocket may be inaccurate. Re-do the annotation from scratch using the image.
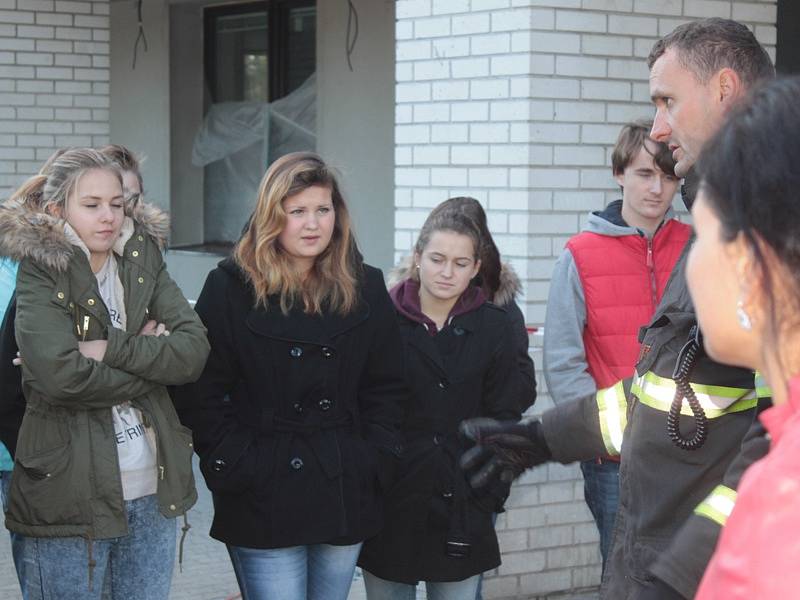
[199,431,261,495]
[8,442,88,527]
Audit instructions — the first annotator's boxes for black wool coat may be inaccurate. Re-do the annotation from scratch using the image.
[173,258,407,549]
[358,298,523,584]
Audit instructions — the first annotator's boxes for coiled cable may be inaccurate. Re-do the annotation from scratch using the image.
[667,325,708,450]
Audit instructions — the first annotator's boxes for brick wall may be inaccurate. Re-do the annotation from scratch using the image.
[0,0,110,198]
[394,1,776,598]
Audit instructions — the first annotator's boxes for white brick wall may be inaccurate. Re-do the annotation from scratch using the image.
[0,0,109,198]
[395,1,776,598]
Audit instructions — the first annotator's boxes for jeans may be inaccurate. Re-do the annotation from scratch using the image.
[227,542,362,600]
[580,459,621,570]
[364,570,481,600]
[18,494,176,600]
[0,471,25,592]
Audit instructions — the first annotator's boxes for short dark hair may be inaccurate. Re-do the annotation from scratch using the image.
[698,76,800,357]
[611,120,676,177]
[648,18,774,88]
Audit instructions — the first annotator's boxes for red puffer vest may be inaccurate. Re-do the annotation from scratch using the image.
[566,219,691,389]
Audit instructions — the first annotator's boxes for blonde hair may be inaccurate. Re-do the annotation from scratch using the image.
[98,144,144,213]
[6,148,68,209]
[234,152,360,315]
[10,148,121,216]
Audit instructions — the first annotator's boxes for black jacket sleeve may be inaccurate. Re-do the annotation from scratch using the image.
[0,295,24,457]
[500,300,537,413]
[648,398,771,599]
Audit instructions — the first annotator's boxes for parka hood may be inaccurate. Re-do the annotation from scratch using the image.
[387,254,521,307]
[0,198,170,272]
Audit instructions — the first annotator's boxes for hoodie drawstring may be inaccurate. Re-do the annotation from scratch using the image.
[178,512,191,572]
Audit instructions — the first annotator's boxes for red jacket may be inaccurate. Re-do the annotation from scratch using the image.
[696,376,800,600]
[565,214,690,389]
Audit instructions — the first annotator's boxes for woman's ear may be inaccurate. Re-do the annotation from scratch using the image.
[471,259,482,280]
[728,233,763,317]
[46,202,62,219]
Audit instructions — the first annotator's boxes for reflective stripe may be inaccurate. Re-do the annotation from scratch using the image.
[596,380,627,456]
[694,485,737,526]
[631,371,757,418]
[754,371,771,399]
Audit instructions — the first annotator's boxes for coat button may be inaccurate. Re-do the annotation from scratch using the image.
[57,292,65,299]
[131,250,139,257]
[290,347,303,358]
[442,490,454,499]
[137,235,144,241]
[293,402,304,414]
[433,434,442,445]
[438,380,448,390]
[169,504,176,511]
[290,457,304,470]
[321,346,335,358]
[453,326,465,336]
[138,277,144,284]
[212,458,227,472]
[318,398,332,411]
[87,298,95,306]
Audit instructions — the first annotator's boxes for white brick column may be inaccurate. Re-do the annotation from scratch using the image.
[395,1,776,599]
[0,0,110,197]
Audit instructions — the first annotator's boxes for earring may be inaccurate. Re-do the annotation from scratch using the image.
[736,299,752,331]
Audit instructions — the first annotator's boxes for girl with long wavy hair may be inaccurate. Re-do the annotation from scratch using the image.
[175,151,407,600]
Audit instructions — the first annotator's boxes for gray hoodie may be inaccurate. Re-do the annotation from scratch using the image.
[543,200,677,406]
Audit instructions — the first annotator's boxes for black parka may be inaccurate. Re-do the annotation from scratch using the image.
[358,283,524,584]
[173,258,407,549]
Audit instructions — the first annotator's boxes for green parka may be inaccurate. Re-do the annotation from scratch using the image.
[0,199,210,541]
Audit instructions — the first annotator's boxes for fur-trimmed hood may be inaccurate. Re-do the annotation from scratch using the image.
[387,254,522,307]
[0,199,169,272]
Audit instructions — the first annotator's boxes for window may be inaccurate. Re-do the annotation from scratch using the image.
[171,0,316,250]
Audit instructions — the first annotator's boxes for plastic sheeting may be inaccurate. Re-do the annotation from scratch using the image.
[192,73,316,244]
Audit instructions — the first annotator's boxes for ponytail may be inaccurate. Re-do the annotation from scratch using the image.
[8,174,47,209]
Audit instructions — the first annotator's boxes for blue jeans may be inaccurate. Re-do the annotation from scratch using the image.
[0,471,26,592]
[18,494,176,600]
[580,459,620,570]
[228,542,362,600]
[364,570,481,600]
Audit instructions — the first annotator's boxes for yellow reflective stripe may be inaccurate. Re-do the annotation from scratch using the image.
[639,371,750,398]
[754,371,771,399]
[694,485,737,527]
[631,372,757,418]
[596,380,627,456]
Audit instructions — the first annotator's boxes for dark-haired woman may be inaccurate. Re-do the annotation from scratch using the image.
[358,207,524,599]
[174,152,406,600]
[685,77,800,598]
[392,196,536,413]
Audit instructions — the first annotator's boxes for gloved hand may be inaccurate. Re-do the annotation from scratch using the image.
[459,418,552,489]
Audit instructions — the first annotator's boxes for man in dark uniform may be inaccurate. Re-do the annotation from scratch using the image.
[461,18,774,600]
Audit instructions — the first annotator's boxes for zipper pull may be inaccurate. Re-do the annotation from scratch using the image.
[159,466,165,480]
[82,315,90,341]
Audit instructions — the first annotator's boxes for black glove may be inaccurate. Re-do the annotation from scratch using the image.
[635,577,687,600]
[459,418,552,489]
